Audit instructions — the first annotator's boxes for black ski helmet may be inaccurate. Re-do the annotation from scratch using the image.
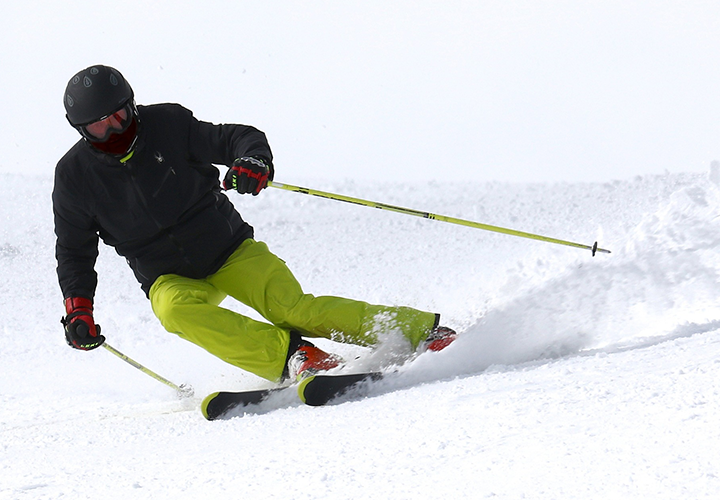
[64,65,134,126]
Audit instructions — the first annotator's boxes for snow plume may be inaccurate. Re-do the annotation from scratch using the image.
[399,170,720,387]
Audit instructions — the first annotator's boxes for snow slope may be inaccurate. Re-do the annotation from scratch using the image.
[1,170,720,499]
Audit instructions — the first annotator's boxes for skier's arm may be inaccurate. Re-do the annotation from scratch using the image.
[53,191,99,300]
[186,110,274,194]
[53,168,105,350]
[188,115,273,169]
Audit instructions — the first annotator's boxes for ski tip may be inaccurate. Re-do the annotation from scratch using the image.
[200,392,221,420]
[298,372,383,407]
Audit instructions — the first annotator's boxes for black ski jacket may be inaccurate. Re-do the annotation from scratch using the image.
[53,103,273,299]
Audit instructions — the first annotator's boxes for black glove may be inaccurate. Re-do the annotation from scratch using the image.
[223,156,272,195]
[62,297,105,351]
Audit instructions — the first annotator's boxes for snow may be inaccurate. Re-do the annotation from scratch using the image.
[2,169,720,499]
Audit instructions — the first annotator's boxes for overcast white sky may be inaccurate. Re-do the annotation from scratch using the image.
[2,1,719,182]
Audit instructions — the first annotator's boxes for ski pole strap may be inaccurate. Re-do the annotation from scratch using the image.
[267,181,610,255]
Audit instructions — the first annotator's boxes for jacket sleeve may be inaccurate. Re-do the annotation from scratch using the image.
[53,164,100,300]
[185,108,275,178]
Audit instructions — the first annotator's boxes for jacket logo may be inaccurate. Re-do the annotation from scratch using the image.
[154,152,165,163]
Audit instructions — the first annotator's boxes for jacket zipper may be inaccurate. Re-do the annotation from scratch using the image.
[152,165,176,198]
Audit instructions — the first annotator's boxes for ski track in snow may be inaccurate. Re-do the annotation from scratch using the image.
[1,171,719,499]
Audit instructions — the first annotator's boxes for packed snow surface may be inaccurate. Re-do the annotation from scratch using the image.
[1,170,720,499]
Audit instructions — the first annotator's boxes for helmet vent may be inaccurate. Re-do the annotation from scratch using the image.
[64,65,134,127]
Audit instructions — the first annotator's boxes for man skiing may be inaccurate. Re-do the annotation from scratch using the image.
[54,65,456,384]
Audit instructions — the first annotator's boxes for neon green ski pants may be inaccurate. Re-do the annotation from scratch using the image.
[149,239,438,382]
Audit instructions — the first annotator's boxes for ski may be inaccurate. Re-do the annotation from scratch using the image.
[201,371,384,419]
[201,386,288,420]
[298,372,383,406]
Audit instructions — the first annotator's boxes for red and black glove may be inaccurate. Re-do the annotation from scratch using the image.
[223,156,272,195]
[62,297,105,351]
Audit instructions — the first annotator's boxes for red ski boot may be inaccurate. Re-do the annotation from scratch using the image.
[288,343,344,380]
[423,326,458,352]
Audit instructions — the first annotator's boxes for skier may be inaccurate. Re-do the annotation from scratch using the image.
[54,65,456,384]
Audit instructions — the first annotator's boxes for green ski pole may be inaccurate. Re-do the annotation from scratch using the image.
[267,181,610,255]
[103,343,194,398]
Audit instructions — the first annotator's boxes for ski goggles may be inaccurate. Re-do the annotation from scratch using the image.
[79,102,134,142]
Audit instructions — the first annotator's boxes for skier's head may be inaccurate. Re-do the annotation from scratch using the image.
[64,65,139,157]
